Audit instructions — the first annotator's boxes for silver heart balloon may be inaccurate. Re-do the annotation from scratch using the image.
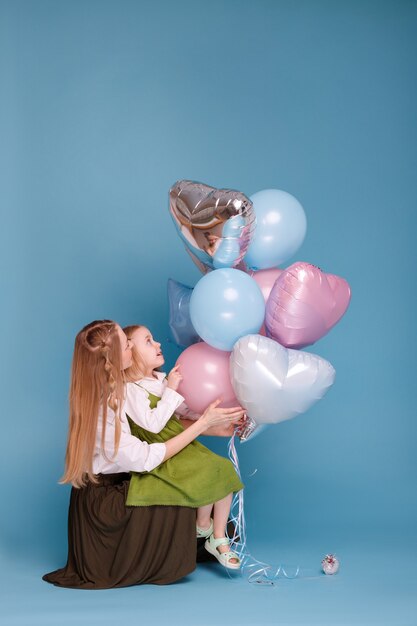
[230,334,335,441]
[169,180,256,272]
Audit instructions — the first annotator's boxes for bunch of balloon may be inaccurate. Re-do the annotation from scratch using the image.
[168,180,264,415]
[168,181,351,441]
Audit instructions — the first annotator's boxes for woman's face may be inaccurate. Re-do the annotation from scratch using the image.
[116,325,133,370]
[131,327,165,374]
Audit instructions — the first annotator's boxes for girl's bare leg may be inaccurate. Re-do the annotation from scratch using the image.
[213,493,238,563]
[197,503,213,530]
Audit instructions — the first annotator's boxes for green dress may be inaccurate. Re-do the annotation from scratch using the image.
[126,391,244,507]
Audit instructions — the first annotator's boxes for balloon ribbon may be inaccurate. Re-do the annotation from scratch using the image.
[227,434,301,585]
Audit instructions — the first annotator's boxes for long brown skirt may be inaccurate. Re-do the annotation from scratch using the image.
[42,473,197,589]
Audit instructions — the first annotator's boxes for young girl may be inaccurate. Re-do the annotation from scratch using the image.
[123,324,244,570]
[43,320,244,588]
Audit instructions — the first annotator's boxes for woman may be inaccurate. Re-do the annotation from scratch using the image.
[43,320,244,588]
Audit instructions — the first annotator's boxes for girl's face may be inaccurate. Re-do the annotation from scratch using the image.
[131,327,164,374]
[116,325,133,370]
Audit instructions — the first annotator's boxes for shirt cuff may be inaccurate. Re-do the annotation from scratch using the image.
[143,442,166,472]
[162,387,185,408]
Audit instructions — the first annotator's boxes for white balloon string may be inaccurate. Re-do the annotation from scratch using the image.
[227,434,302,586]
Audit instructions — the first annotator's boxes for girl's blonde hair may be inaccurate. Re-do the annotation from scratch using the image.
[60,320,125,488]
[123,325,147,382]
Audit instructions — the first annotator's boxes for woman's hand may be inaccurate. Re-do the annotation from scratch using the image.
[166,366,182,391]
[203,412,248,437]
[199,399,245,430]
[163,400,245,462]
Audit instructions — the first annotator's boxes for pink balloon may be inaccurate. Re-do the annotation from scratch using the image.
[248,268,282,302]
[247,268,282,335]
[176,342,238,413]
[265,262,351,349]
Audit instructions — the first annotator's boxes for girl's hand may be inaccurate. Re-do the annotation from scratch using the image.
[199,399,245,429]
[166,365,183,391]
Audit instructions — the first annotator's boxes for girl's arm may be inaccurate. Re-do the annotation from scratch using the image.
[124,382,184,433]
[176,402,200,421]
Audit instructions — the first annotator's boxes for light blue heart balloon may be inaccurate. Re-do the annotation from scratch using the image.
[213,238,241,269]
[212,216,245,268]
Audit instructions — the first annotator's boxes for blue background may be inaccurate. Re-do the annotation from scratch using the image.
[1,0,416,624]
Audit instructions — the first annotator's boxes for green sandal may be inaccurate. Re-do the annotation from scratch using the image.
[204,534,241,570]
[196,518,214,539]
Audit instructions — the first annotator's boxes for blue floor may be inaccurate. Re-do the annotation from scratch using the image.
[2,527,416,626]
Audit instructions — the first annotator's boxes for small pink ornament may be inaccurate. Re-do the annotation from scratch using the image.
[321,554,340,575]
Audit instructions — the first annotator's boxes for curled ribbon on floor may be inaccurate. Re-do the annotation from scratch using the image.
[227,434,301,586]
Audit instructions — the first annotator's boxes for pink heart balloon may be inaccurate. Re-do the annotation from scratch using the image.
[265,262,351,348]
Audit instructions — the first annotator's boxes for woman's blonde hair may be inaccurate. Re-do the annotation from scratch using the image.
[60,320,125,488]
[123,325,147,382]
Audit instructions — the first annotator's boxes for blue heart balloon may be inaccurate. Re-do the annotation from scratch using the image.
[167,279,201,348]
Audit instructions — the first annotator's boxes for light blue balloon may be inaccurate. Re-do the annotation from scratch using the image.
[189,269,265,351]
[244,189,307,270]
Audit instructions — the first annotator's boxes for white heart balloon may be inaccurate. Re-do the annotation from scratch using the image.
[230,335,335,439]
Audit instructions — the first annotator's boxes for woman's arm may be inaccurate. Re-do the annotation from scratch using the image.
[176,399,244,435]
[95,401,245,474]
[95,414,167,474]
[163,401,245,460]
[178,418,239,437]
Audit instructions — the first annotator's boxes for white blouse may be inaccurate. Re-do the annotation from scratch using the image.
[92,372,192,475]
[127,372,201,423]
